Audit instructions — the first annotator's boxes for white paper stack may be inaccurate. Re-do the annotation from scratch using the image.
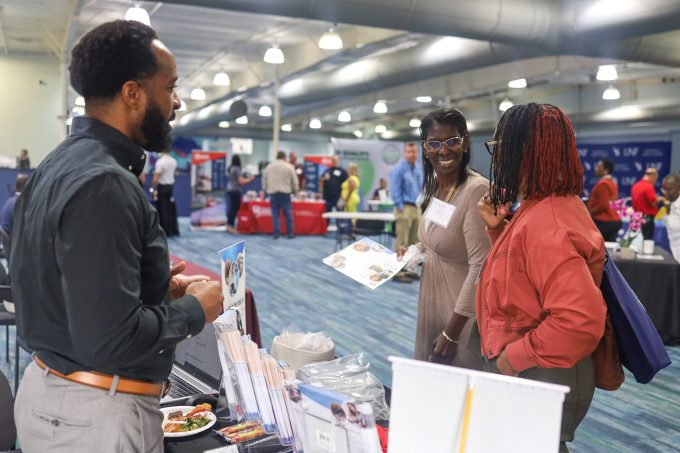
[242,336,277,433]
[261,353,295,446]
[221,330,260,421]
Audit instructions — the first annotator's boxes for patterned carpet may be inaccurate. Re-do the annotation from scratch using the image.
[2,218,678,452]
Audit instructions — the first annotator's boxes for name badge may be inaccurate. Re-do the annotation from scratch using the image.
[425,198,456,228]
[333,169,341,177]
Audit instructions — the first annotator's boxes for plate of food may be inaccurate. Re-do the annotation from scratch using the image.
[161,403,217,437]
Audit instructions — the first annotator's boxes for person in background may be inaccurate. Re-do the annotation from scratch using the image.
[404,108,490,368]
[153,148,179,236]
[11,20,223,451]
[661,172,680,261]
[263,150,299,239]
[477,103,606,453]
[17,148,30,170]
[289,150,305,191]
[390,142,423,283]
[372,178,389,201]
[139,150,150,188]
[319,156,348,212]
[631,167,666,240]
[226,154,254,234]
[0,173,29,236]
[587,158,621,241]
[340,163,360,213]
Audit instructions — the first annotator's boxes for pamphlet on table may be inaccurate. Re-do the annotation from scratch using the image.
[218,241,246,321]
[323,238,407,289]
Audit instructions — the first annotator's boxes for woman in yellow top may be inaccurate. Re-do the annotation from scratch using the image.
[340,163,361,212]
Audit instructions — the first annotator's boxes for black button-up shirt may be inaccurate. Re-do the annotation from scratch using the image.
[11,116,205,382]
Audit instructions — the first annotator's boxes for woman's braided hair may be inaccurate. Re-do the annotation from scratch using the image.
[489,103,583,208]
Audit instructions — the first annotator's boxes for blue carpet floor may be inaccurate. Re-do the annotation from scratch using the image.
[2,218,678,452]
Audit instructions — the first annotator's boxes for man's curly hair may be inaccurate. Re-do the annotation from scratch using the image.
[69,20,159,100]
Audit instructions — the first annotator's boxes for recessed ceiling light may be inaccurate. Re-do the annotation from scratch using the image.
[219,121,230,128]
[373,101,387,114]
[338,111,351,122]
[281,123,292,132]
[318,27,343,50]
[124,6,150,26]
[178,100,187,111]
[264,45,285,64]
[409,118,421,128]
[508,78,527,89]
[309,118,322,129]
[190,88,206,101]
[499,97,514,112]
[353,130,363,138]
[596,65,618,81]
[602,85,621,100]
[416,96,432,103]
[375,124,387,134]
[75,96,85,106]
[258,105,272,117]
[235,115,248,125]
[213,72,231,86]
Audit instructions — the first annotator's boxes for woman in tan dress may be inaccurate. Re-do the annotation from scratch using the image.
[411,108,490,368]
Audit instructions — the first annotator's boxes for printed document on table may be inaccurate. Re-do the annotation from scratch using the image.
[218,241,246,325]
[323,237,407,289]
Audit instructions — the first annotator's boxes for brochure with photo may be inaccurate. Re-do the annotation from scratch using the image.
[218,241,246,323]
[283,380,381,453]
[322,238,406,289]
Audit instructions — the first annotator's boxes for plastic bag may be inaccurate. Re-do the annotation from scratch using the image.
[297,353,390,420]
[276,326,334,353]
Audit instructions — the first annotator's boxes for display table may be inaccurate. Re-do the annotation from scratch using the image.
[237,199,327,235]
[612,246,680,344]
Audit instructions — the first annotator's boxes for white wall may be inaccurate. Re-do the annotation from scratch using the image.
[0,54,63,165]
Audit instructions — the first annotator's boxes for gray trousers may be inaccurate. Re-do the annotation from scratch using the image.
[483,355,595,452]
[15,362,163,453]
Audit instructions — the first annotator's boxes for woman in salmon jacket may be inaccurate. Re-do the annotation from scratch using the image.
[476,103,606,453]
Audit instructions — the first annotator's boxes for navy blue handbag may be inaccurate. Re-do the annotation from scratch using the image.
[600,252,672,383]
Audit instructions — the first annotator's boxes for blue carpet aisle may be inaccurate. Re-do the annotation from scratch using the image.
[1,218,678,452]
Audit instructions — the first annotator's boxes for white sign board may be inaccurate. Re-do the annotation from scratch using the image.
[388,357,569,453]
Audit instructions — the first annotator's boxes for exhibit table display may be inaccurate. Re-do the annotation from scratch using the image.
[237,199,327,235]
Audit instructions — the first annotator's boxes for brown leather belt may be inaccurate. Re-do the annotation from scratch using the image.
[33,355,167,397]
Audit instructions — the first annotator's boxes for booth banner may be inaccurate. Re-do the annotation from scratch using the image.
[332,138,405,209]
[190,150,228,227]
[303,155,335,193]
[579,142,671,198]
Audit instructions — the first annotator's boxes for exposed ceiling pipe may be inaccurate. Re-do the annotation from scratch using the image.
[172,99,247,135]
[279,37,544,105]
[160,0,680,52]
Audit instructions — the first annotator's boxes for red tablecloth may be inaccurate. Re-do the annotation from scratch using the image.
[236,199,327,235]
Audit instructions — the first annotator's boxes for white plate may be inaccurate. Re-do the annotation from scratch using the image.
[161,405,217,438]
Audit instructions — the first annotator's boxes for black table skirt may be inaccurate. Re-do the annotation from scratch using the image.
[612,246,680,345]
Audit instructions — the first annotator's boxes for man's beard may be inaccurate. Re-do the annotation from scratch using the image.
[141,99,173,152]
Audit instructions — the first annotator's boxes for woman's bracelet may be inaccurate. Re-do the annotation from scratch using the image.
[441,330,459,344]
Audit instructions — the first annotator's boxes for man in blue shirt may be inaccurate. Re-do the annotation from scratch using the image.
[0,173,28,236]
[390,142,423,251]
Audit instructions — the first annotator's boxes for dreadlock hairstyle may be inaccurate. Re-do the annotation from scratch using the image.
[419,108,471,206]
[489,103,584,208]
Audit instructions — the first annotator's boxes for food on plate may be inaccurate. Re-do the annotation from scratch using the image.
[162,404,213,433]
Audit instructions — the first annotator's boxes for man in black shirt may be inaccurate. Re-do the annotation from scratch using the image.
[11,20,223,452]
[319,156,348,212]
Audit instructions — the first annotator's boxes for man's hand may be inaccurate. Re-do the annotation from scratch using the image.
[186,281,224,323]
[496,350,519,376]
[169,262,212,300]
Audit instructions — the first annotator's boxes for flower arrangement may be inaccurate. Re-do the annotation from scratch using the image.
[610,198,644,248]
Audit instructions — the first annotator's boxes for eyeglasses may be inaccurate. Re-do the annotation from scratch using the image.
[485,140,498,155]
[423,136,464,152]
